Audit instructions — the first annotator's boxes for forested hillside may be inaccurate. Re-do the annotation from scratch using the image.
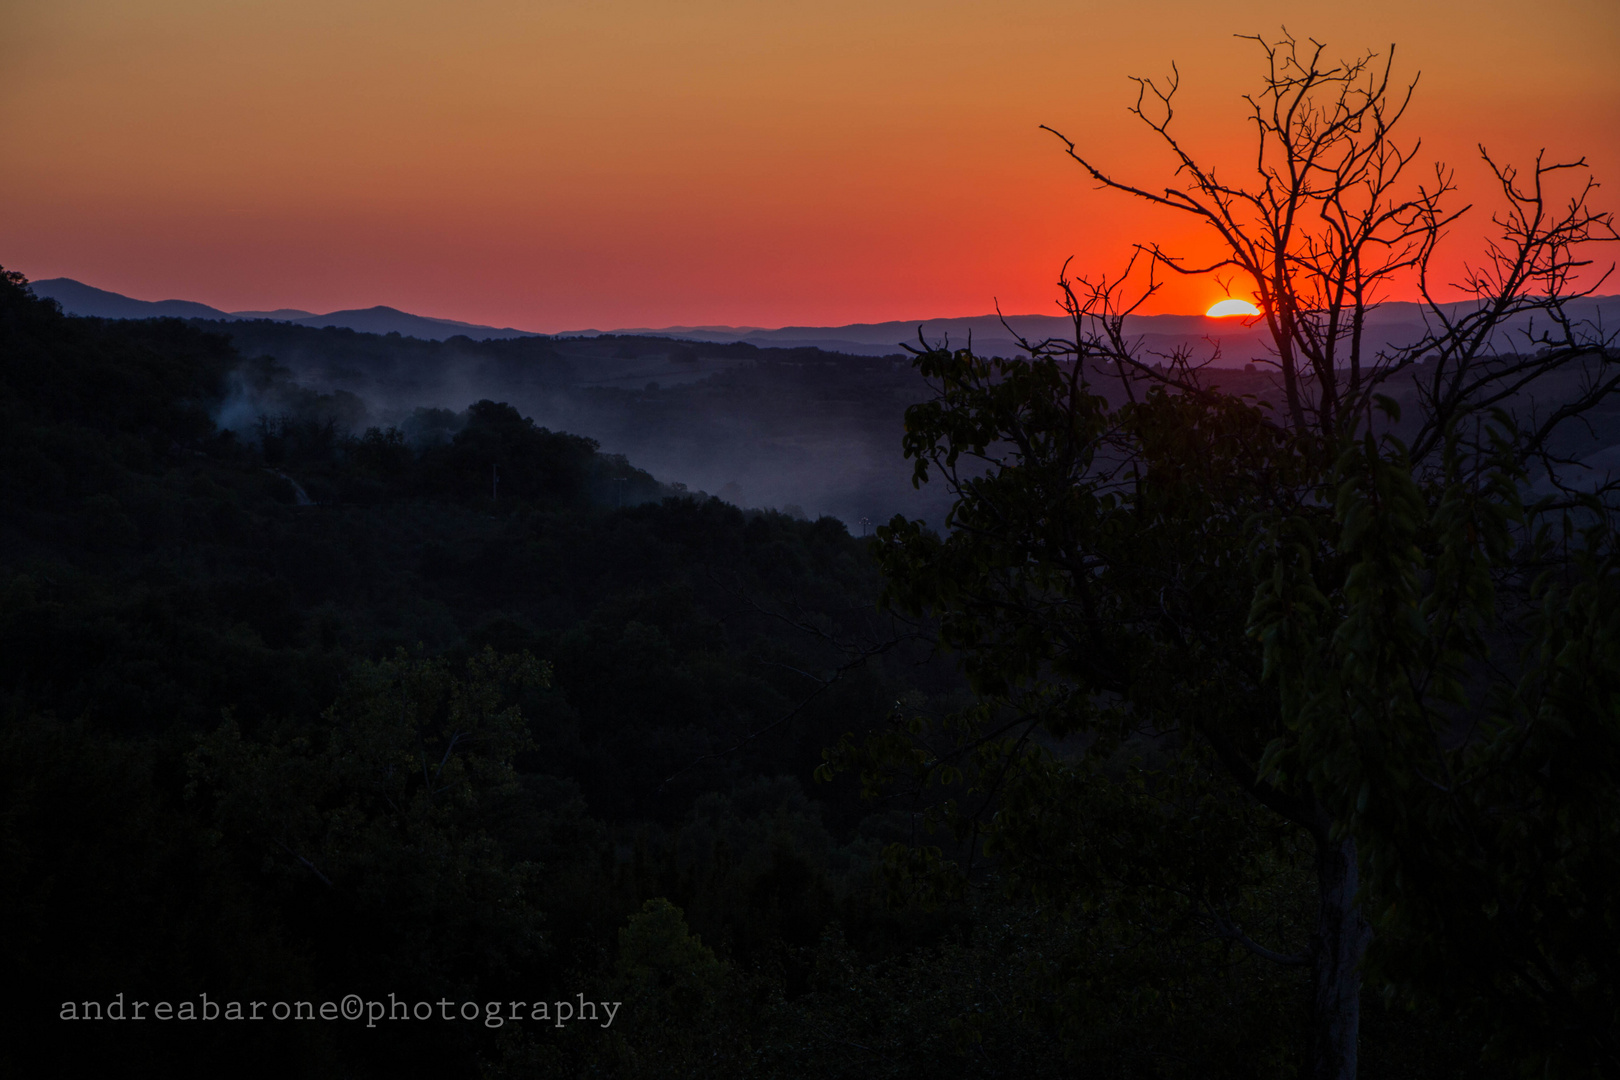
[193,317,958,527]
[1,269,1508,1078]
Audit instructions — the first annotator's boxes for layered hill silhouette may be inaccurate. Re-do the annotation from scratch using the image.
[32,274,1619,364]
[32,277,540,341]
[579,298,1620,362]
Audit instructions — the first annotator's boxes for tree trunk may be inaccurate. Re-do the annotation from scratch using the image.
[1309,833,1372,1080]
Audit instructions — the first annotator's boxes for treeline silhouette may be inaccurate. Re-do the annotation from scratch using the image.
[0,269,1499,1078]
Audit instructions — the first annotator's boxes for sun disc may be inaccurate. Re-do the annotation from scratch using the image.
[1206,298,1261,318]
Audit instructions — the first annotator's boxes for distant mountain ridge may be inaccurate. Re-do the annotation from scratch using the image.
[563,296,1620,363]
[31,278,541,341]
[29,276,1620,363]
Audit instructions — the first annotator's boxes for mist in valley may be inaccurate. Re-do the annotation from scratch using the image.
[203,292,1620,530]
[206,320,962,528]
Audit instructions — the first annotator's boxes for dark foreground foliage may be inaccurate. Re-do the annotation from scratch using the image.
[1,268,1514,1077]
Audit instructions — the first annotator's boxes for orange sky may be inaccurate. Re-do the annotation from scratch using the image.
[2,0,1616,330]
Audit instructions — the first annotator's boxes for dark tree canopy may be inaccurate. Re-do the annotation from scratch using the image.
[843,32,1619,1080]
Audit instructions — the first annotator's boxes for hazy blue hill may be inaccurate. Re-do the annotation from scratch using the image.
[292,304,536,340]
[585,311,1274,357]
[231,306,317,319]
[30,276,236,320]
[31,277,540,341]
[37,273,1617,361]
[587,297,1620,360]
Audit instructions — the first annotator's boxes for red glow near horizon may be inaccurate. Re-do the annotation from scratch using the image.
[1,1,1615,330]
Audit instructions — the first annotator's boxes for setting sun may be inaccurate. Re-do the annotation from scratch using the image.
[1206,298,1262,317]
